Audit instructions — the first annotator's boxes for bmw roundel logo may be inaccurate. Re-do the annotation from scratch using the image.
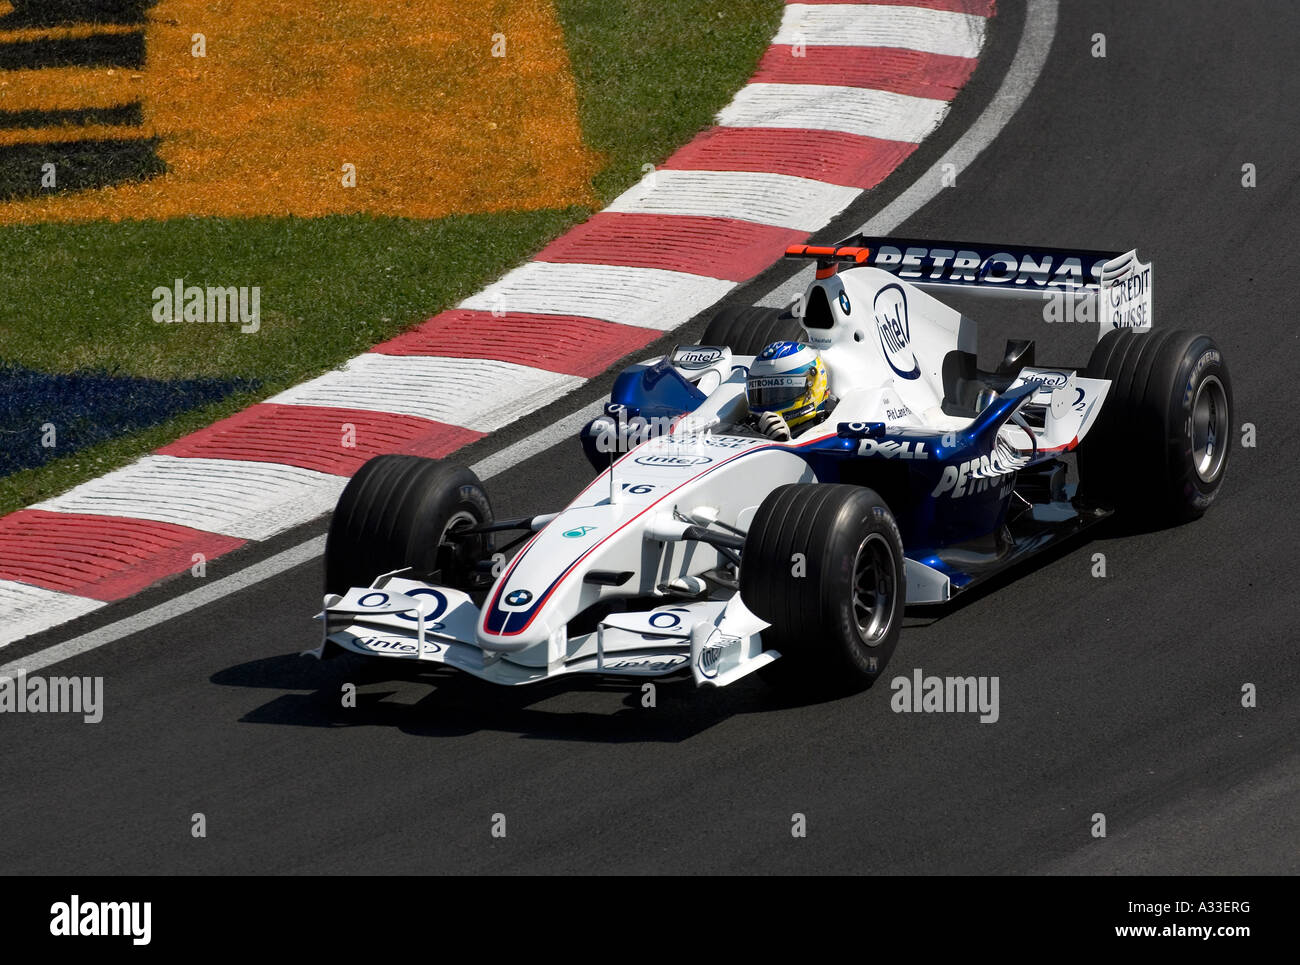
[759,340,801,360]
[838,291,851,314]
[505,589,533,606]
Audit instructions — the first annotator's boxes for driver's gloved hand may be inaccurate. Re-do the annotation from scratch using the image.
[757,411,792,441]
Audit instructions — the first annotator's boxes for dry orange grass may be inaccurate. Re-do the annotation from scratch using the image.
[0,0,602,223]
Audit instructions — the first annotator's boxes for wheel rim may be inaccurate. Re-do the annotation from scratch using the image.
[1191,375,1228,483]
[851,533,897,646]
[436,510,481,577]
[441,510,477,544]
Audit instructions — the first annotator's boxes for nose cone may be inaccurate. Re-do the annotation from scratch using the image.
[475,505,617,653]
[477,580,552,652]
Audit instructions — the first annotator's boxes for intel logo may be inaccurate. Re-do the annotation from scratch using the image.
[1024,370,1069,389]
[634,454,712,467]
[873,283,920,380]
[674,348,723,369]
[359,637,415,653]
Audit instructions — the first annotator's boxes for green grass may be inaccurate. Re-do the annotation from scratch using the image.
[0,212,586,382]
[556,0,783,203]
[0,1,782,517]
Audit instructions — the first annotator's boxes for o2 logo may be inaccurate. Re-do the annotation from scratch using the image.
[647,607,688,630]
[357,588,448,629]
[395,589,448,626]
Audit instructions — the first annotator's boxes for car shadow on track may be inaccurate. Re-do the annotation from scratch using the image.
[900,510,1187,629]
[210,652,865,743]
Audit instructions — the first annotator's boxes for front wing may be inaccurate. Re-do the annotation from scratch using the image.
[310,577,779,687]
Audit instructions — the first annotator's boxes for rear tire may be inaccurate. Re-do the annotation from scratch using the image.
[740,484,905,694]
[1078,329,1232,522]
[701,305,804,357]
[324,455,493,595]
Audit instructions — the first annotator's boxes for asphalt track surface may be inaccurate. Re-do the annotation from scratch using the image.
[2,0,1297,874]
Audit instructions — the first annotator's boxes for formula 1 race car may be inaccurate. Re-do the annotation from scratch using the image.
[309,236,1232,694]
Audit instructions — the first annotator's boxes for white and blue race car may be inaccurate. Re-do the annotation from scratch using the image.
[310,237,1231,694]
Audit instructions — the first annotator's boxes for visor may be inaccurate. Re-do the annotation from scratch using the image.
[747,373,810,409]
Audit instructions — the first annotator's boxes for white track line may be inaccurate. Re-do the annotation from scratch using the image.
[3,3,1055,672]
[468,399,609,480]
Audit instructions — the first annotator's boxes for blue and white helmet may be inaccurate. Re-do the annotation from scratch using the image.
[745,341,830,430]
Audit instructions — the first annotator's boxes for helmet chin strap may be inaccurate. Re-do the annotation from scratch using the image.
[786,392,837,431]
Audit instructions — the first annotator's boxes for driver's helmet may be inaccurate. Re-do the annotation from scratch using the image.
[746,340,830,430]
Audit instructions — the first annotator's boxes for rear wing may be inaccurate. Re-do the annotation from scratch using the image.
[784,236,1152,341]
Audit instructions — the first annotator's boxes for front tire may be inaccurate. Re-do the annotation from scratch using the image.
[1078,329,1232,522]
[740,484,905,694]
[324,455,493,595]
